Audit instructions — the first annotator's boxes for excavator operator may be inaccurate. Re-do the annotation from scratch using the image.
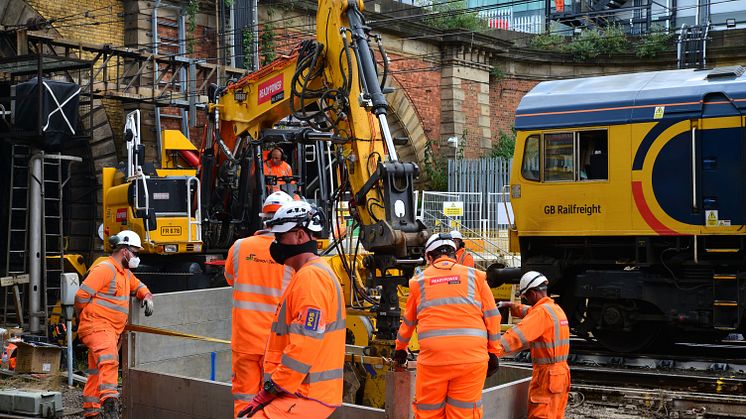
[263,148,293,193]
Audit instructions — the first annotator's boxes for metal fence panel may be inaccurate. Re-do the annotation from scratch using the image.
[448,157,512,198]
[419,191,484,235]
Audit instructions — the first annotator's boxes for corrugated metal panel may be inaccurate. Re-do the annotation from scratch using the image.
[448,157,512,197]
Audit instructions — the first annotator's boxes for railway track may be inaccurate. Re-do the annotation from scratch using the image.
[506,337,746,417]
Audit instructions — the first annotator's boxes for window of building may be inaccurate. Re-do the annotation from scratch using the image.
[544,132,574,181]
[521,135,540,181]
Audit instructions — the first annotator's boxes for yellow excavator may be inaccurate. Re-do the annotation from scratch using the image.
[101,0,428,405]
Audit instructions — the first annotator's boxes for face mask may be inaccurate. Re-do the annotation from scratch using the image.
[123,248,140,269]
[128,255,141,269]
[269,240,318,265]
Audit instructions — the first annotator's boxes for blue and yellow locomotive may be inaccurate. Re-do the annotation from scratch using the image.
[508,66,746,352]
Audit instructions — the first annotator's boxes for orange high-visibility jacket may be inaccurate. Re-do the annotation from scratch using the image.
[263,160,292,178]
[225,233,293,354]
[75,257,151,337]
[455,248,475,268]
[496,296,570,365]
[263,258,346,407]
[395,257,501,365]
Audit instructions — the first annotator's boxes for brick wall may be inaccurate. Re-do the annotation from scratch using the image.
[26,0,124,45]
[461,80,481,158]
[490,77,540,145]
[387,53,441,145]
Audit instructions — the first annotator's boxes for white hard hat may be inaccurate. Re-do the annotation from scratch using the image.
[266,201,323,233]
[449,230,463,240]
[110,230,143,250]
[517,271,548,297]
[260,191,293,218]
[424,232,456,255]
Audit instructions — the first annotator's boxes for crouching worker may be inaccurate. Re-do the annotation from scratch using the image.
[496,271,571,419]
[75,230,154,419]
[394,233,501,418]
[239,201,346,418]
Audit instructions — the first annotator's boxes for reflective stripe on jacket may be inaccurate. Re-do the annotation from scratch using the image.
[497,297,570,365]
[75,256,151,336]
[225,233,293,354]
[395,257,500,366]
[455,248,475,268]
[264,258,346,407]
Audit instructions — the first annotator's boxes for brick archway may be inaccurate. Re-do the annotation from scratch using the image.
[387,79,429,186]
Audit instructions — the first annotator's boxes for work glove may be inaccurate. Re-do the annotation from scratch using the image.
[141,294,154,317]
[487,353,500,377]
[497,301,512,309]
[393,349,408,366]
[238,389,277,418]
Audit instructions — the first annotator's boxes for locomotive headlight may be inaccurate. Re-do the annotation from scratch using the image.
[511,184,521,199]
[164,244,178,253]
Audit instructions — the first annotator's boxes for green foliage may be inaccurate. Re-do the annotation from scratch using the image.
[425,0,488,31]
[490,66,506,81]
[242,27,254,70]
[186,0,199,54]
[561,26,628,61]
[529,33,565,50]
[529,25,673,62]
[490,129,515,159]
[635,28,674,58]
[423,140,448,191]
[260,8,278,66]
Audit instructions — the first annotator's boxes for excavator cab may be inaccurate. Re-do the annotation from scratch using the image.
[102,110,202,256]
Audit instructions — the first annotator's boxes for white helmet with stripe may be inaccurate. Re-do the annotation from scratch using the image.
[260,191,293,218]
[424,232,456,255]
[266,201,324,233]
[449,230,463,240]
[517,271,548,297]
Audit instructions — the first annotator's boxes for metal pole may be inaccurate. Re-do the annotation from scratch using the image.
[252,0,259,70]
[152,0,163,162]
[28,151,43,333]
[66,317,73,386]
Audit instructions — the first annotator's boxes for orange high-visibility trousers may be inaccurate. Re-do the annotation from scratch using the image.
[247,393,336,418]
[413,361,487,419]
[233,352,264,418]
[528,363,570,419]
[81,329,119,417]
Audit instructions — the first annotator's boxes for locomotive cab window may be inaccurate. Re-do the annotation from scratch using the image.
[544,133,575,182]
[520,130,608,182]
[577,130,608,181]
[521,135,540,181]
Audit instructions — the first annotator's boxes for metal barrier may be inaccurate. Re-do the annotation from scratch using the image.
[417,191,518,268]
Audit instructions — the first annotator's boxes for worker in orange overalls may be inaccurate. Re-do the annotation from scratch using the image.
[263,148,293,193]
[75,230,154,419]
[225,191,294,418]
[239,201,346,418]
[496,271,571,419]
[451,230,475,268]
[394,233,501,419]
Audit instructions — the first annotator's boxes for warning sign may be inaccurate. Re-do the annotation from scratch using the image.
[653,106,665,119]
[443,201,464,217]
[706,210,719,227]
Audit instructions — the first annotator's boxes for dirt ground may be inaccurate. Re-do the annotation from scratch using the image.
[0,374,84,418]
